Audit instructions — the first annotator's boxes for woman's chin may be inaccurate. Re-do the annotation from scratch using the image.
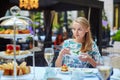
[74,38,82,42]
[76,37,81,40]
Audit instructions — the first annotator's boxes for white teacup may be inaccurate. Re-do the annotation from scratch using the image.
[71,70,84,80]
[44,68,57,80]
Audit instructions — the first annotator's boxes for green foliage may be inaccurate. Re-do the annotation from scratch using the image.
[0,27,5,31]
[31,12,43,29]
[112,30,120,41]
[53,24,60,30]
[26,36,33,41]
[52,12,72,30]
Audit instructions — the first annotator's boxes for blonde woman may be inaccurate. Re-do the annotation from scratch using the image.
[55,17,101,68]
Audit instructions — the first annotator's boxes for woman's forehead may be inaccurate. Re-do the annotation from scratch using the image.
[72,21,84,28]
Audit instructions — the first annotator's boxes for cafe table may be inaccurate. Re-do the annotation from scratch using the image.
[1,67,120,80]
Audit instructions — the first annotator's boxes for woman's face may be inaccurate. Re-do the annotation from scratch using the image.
[71,21,88,42]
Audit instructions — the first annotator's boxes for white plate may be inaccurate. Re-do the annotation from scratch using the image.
[3,73,30,77]
[58,69,71,74]
[2,73,32,79]
[81,68,94,74]
[0,34,31,39]
[0,50,32,59]
[2,67,31,79]
[78,68,97,77]
[83,73,96,77]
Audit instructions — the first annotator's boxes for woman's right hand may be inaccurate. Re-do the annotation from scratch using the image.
[59,48,70,57]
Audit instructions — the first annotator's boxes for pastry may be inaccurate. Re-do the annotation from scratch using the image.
[6,44,20,55]
[0,62,30,76]
[61,64,68,72]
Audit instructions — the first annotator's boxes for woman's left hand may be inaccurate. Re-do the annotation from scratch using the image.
[79,53,97,67]
[78,53,91,62]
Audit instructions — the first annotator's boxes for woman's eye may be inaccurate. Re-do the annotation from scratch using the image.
[71,28,82,31]
[78,28,82,31]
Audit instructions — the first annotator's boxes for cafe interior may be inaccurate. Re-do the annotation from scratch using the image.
[0,0,120,80]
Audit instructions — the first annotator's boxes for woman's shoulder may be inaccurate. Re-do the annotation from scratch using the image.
[91,41,97,47]
[90,41,100,54]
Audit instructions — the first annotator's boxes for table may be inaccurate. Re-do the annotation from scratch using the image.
[1,67,120,80]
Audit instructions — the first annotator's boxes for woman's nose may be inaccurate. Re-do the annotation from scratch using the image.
[75,30,78,34]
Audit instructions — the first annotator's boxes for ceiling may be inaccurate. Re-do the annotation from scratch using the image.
[9,0,103,11]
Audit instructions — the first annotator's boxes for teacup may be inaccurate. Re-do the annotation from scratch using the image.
[71,70,84,80]
[44,68,57,80]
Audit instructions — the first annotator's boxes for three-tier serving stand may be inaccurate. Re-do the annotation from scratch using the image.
[0,6,36,80]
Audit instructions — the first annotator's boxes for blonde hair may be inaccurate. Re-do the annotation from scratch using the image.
[72,17,93,53]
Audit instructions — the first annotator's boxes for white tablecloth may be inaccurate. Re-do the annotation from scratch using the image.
[1,67,120,80]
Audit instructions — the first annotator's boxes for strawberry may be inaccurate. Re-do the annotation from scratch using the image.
[7,45,13,50]
[16,46,20,51]
[63,64,66,66]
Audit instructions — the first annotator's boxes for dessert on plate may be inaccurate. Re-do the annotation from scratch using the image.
[6,44,20,55]
[0,61,30,76]
[61,64,68,72]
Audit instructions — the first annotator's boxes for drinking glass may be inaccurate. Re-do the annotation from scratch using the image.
[97,65,112,80]
[52,35,56,42]
[40,35,45,42]
[44,48,54,67]
[97,56,112,80]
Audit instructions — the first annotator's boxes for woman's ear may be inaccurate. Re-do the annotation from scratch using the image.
[85,27,90,32]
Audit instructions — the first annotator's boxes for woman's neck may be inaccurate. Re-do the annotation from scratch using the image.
[74,39,83,43]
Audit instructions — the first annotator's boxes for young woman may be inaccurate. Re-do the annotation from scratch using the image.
[55,17,101,68]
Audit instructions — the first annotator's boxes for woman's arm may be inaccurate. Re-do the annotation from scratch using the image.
[79,53,97,67]
[55,48,70,67]
[55,53,63,67]
[87,56,97,67]
[79,42,102,68]
[89,42,102,67]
